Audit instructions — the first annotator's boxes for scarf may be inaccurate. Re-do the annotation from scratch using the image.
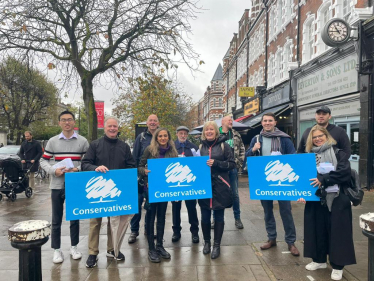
[260,127,290,153]
[158,146,170,158]
[311,142,338,211]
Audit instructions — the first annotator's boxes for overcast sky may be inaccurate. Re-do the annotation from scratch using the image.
[61,0,251,113]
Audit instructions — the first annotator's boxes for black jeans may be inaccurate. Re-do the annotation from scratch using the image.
[172,200,199,234]
[201,208,224,224]
[146,202,168,249]
[130,193,146,233]
[51,189,79,249]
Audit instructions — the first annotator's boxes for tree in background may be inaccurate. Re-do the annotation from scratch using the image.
[112,68,193,142]
[0,0,201,141]
[0,57,58,144]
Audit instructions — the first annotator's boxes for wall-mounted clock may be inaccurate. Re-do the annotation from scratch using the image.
[321,18,351,47]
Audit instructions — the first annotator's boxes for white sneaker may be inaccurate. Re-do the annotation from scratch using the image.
[331,269,343,280]
[53,249,64,264]
[305,261,327,271]
[70,246,82,260]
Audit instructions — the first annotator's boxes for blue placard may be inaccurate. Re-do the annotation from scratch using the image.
[247,154,320,201]
[65,169,139,220]
[147,156,212,203]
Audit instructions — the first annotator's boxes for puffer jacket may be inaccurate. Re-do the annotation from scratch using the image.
[198,136,236,210]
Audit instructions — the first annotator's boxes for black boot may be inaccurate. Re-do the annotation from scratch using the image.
[211,221,224,259]
[156,221,171,259]
[201,222,211,255]
[148,237,161,263]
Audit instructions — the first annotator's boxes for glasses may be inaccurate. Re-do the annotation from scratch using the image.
[312,134,325,140]
[60,118,74,123]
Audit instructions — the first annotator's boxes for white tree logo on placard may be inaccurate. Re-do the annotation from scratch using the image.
[85,176,121,203]
[264,160,299,186]
[165,162,197,187]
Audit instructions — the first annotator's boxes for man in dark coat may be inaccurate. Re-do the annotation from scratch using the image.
[20,131,43,189]
[82,116,135,268]
[128,114,159,244]
[297,106,351,158]
[171,126,200,243]
[246,112,300,257]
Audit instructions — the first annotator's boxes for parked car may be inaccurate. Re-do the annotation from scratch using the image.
[0,145,21,160]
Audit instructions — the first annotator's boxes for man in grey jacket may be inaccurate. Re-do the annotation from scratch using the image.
[40,110,89,264]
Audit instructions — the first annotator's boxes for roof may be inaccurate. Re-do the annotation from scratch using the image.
[211,64,223,81]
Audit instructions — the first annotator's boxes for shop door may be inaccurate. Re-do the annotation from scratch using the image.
[335,117,360,172]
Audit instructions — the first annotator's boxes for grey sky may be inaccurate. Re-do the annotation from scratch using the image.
[61,0,250,112]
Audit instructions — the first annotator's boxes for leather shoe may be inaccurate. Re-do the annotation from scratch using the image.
[128,232,138,244]
[260,240,276,250]
[172,233,181,242]
[288,244,300,256]
[192,233,199,243]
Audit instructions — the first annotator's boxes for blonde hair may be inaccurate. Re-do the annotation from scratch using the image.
[149,128,178,157]
[201,121,220,141]
[305,125,337,152]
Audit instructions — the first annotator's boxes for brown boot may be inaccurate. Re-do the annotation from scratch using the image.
[260,240,276,250]
[288,244,300,256]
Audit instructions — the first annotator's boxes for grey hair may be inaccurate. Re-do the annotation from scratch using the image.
[104,116,120,126]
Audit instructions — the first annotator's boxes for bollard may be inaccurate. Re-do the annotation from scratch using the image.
[360,212,374,281]
[8,220,51,281]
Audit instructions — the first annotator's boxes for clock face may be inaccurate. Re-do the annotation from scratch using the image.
[327,21,349,42]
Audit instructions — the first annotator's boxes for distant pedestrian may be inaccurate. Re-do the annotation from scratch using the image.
[40,110,89,264]
[82,116,135,268]
[171,126,200,243]
[198,121,235,259]
[216,115,245,229]
[20,131,42,189]
[297,106,351,158]
[246,112,300,256]
[297,125,355,281]
[138,128,178,263]
[128,114,159,244]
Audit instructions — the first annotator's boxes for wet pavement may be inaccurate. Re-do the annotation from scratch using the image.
[0,176,372,280]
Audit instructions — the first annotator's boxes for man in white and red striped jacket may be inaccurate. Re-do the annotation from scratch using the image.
[40,110,89,264]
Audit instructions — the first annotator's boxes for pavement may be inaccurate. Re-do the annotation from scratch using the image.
[0,176,372,281]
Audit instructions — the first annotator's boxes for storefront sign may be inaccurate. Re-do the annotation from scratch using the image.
[239,87,255,97]
[299,99,360,121]
[263,85,290,110]
[95,101,105,129]
[247,154,319,201]
[244,98,259,115]
[147,156,212,203]
[65,169,139,220]
[297,54,358,106]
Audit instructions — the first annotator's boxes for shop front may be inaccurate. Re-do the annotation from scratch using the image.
[294,51,360,171]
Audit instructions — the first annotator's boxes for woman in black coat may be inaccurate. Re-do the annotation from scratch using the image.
[298,125,356,281]
[198,121,235,259]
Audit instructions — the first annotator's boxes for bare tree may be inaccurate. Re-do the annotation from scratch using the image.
[0,0,200,140]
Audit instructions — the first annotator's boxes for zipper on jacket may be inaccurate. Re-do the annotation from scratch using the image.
[218,175,231,188]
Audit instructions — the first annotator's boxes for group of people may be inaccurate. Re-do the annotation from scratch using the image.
[27,104,355,281]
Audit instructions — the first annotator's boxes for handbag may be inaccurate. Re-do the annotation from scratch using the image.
[344,168,364,206]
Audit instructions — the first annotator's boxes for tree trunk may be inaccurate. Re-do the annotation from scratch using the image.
[81,75,98,141]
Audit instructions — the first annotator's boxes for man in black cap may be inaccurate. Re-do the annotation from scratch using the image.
[171,126,200,243]
[297,105,351,157]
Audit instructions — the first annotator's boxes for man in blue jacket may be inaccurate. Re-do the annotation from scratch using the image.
[171,126,200,243]
[246,112,299,256]
[128,114,159,244]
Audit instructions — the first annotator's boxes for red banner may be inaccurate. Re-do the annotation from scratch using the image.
[95,101,105,129]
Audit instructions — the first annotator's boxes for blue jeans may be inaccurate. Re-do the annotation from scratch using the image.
[229,168,240,219]
[261,200,296,244]
[201,208,224,224]
[130,193,145,233]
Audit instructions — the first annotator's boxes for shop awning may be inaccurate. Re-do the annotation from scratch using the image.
[235,114,254,123]
[242,104,291,128]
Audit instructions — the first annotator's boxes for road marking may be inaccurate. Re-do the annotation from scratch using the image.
[307,275,315,281]
[281,251,291,254]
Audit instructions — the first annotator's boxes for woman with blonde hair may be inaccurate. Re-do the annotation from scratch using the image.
[138,127,178,263]
[198,121,235,259]
[298,125,355,280]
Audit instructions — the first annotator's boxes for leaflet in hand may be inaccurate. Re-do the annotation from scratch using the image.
[52,158,74,171]
[317,162,338,193]
[191,148,201,157]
